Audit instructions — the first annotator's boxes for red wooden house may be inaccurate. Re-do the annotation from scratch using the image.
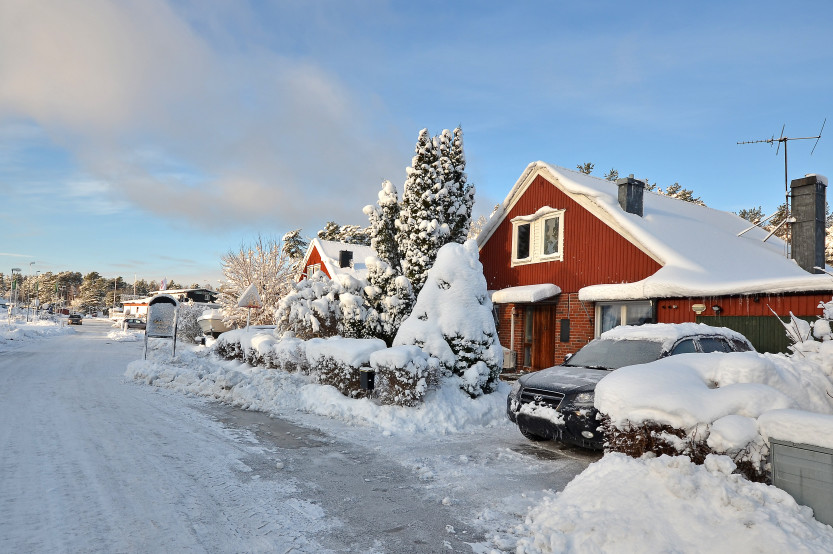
[299,238,376,282]
[477,163,832,370]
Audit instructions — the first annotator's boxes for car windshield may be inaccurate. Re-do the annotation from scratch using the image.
[563,338,665,370]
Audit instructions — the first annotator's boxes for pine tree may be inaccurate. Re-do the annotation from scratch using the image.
[445,126,475,243]
[397,128,443,295]
[363,256,414,346]
[363,180,401,269]
[397,127,473,296]
[604,168,619,181]
[281,229,308,261]
[577,162,594,175]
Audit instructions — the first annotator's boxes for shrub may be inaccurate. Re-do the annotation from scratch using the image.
[370,346,439,406]
[600,416,768,483]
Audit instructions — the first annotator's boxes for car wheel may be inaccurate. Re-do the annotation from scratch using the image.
[519,426,548,441]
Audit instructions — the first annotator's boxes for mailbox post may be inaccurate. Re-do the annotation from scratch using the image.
[145,294,179,360]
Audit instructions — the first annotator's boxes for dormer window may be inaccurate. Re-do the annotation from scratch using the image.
[511,207,564,265]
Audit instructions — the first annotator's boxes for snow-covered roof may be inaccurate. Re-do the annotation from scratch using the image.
[303,238,377,281]
[491,284,561,304]
[478,163,833,300]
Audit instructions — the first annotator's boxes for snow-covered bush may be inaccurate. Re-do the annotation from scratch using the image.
[306,337,386,397]
[370,346,439,406]
[271,333,309,373]
[596,345,833,481]
[394,240,501,397]
[275,272,339,339]
[175,301,205,343]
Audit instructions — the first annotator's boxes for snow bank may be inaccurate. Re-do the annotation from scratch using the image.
[0,320,72,350]
[106,329,143,342]
[512,453,833,553]
[126,343,512,437]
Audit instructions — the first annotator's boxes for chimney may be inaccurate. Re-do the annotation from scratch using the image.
[338,250,353,268]
[790,174,827,274]
[616,174,645,217]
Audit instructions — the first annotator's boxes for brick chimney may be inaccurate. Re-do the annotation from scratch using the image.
[616,174,645,217]
[790,174,828,274]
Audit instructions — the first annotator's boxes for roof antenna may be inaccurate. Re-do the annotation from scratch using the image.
[737,120,826,253]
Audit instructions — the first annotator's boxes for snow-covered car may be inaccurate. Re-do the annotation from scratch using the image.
[68,314,83,325]
[506,323,755,449]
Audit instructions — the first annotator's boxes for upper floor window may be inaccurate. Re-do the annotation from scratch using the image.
[306,263,322,279]
[511,208,564,265]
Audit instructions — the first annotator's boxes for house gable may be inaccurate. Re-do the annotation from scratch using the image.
[480,173,661,293]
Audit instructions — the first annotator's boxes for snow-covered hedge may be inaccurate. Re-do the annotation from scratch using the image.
[306,337,386,397]
[596,342,833,480]
[370,345,439,406]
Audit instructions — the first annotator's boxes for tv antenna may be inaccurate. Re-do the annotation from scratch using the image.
[737,119,826,226]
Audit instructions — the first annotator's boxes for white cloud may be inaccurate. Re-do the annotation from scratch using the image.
[0,0,404,231]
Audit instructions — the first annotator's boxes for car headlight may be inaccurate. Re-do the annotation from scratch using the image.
[573,391,595,406]
[510,380,522,397]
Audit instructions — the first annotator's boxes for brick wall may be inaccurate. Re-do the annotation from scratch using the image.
[496,293,596,371]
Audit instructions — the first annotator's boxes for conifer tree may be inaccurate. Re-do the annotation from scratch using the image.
[362,180,401,269]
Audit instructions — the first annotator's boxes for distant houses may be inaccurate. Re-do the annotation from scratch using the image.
[477,162,832,368]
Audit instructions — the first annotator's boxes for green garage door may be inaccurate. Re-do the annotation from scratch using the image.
[695,315,816,354]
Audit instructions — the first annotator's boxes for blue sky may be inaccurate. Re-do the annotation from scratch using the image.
[1,0,831,288]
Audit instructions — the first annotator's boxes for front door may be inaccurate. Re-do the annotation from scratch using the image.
[530,305,557,370]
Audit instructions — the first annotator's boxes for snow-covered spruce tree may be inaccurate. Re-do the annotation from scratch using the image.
[444,126,475,244]
[397,127,474,296]
[218,235,296,328]
[397,128,443,295]
[281,229,309,262]
[362,256,414,346]
[363,180,401,270]
[393,240,502,397]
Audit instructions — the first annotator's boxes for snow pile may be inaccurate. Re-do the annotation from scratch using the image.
[0,319,72,350]
[511,453,833,553]
[305,336,386,367]
[106,329,142,342]
[394,241,502,396]
[595,347,833,458]
[125,343,511,437]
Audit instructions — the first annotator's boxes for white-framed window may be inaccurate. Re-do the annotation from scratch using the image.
[511,208,564,265]
[594,301,654,336]
[306,263,322,279]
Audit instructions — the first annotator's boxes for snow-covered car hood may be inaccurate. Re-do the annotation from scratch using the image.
[519,366,611,394]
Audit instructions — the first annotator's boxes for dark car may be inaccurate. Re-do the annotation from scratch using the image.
[68,314,83,325]
[506,323,755,450]
[123,318,146,330]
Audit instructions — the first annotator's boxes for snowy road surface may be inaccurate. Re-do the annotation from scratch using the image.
[1,320,597,552]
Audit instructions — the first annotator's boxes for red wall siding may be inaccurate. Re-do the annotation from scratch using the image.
[298,246,331,281]
[656,293,830,322]
[480,175,662,293]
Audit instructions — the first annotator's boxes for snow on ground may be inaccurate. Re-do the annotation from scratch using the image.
[509,453,833,553]
[126,336,833,552]
[0,318,73,351]
[106,329,143,342]
[127,340,510,437]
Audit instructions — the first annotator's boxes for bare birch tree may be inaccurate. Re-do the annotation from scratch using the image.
[218,235,299,328]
